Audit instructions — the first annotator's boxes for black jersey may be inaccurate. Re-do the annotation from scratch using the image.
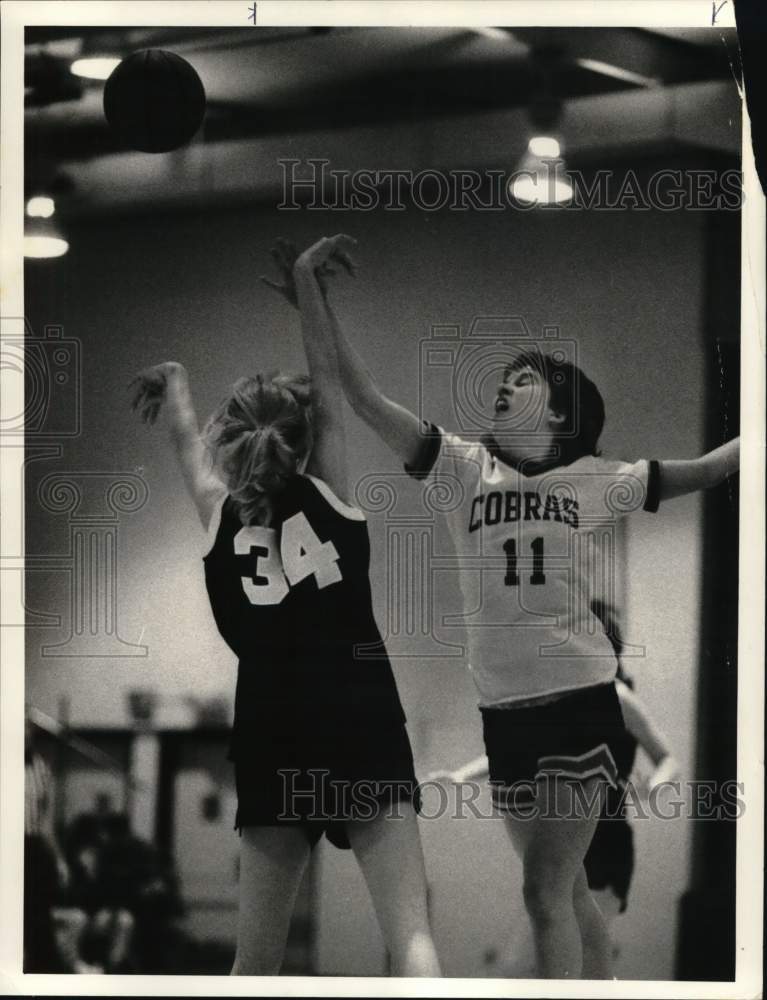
[203,474,405,733]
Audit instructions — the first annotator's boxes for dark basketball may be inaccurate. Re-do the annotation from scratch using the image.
[103,49,206,154]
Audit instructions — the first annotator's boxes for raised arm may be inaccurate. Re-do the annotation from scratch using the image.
[130,361,225,528]
[262,236,425,468]
[658,437,739,501]
[323,297,426,468]
[292,238,353,503]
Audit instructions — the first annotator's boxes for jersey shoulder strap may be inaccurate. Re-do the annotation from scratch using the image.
[300,474,366,523]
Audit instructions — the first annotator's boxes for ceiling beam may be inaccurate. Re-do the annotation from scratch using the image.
[50,81,739,217]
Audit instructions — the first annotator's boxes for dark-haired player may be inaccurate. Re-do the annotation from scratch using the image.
[428,613,680,978]
[268,234,739,980]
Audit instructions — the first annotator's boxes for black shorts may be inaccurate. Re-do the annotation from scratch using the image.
[231,714,420,850]
[584,804,635,911]
[480,683,624,819]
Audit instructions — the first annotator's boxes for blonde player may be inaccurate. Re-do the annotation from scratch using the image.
[131,236,440,977]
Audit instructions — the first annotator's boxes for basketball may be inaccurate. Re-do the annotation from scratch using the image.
[103,49,206,154]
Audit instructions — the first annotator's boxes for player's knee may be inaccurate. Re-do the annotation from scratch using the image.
[572,872,592,903]
[523,868,574,924]
[115,909,135,932]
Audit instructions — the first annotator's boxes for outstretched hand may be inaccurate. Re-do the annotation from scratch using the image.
[260,235,357,307]
[296,234,357,282]
[128,364,174,424]
[260,237,300,306]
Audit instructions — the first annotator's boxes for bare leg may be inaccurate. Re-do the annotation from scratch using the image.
[572,869,612,979]
[591,887,624,972]
[489,922,537,979]
[91,908,134,971]
[106,909,134,970]
[346,804,441,976]
[504,776,605,979]
[231,826,311,975]
[51,907,100,973]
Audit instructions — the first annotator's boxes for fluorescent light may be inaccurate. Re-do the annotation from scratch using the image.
[472,27,512,42]
[575,57,659,89]
[528,136,561,159]
[511,142,574,206]
[70,57,121,81]
[24,235,69,259]
[26,196,55,219]
[511,172,574,205]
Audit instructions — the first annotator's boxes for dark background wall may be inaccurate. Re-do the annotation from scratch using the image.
[24,154,735,977]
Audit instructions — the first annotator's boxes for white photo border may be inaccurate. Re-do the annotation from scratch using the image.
[1,2,763,997]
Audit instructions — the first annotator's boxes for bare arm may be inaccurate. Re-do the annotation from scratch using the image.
[293,241,351,503]
[261,237,426,468]
[617,683,671,765]
[322,299,426,468]
[130,362,225,528]
[659,437,739,502]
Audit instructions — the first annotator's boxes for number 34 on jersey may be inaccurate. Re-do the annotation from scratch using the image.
[234,511,342,605]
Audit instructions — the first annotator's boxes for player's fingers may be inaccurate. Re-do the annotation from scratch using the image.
[301,236,331,265]
[275,237,298,264]
[333,249,357,276]
[328,234,358,254]
[281,239,299,265]
[129,372,153,392]
[128,380,148,410]
[273,240,294,270]
[269,246,292,273]
[260,275,285,292]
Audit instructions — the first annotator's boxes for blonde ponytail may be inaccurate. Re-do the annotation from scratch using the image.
[204,372,313,526]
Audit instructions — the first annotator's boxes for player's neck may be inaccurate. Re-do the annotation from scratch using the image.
[492,434,560,473]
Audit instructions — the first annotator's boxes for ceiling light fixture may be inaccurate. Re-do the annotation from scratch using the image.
[26,196,56,218]
[510,136,574,206]
[472,27,513,42]
[24,236,70,259]
[70,57,122,81]
[575,57,659,89]
[527,136,561,159]
[24,216,69,259]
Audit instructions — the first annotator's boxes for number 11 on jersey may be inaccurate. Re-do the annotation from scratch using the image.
[504,537,546,586]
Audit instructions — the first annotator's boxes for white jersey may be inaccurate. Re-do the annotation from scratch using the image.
[407,427,660,706]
